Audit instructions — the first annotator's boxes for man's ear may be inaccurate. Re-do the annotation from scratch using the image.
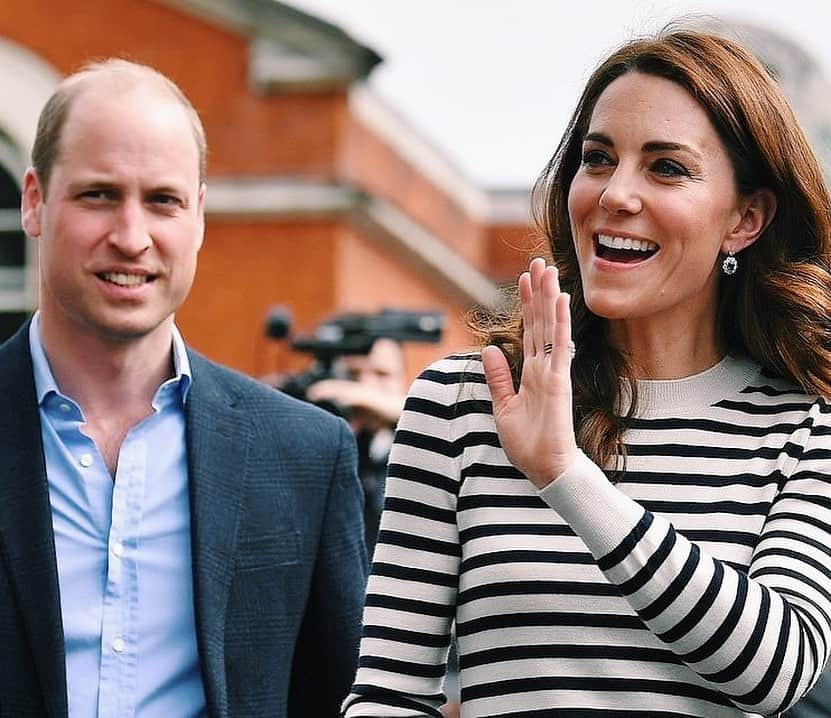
[21,168,45,239]
[195,182,206,251]
[722,188,777,256]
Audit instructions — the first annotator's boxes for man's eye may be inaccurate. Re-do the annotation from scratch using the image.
[652,158,690,178]
[149,194,180,206]
[80,189,114,201]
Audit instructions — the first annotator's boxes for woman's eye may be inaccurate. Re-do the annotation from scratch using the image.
[652,158,690,177]
[581,149,613,168]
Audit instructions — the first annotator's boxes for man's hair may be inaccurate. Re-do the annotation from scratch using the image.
[31,58,207,196]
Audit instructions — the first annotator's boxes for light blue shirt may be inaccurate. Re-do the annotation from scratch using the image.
[29,314,207,718]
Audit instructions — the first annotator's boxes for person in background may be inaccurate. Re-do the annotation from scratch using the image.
[0,58,366,717]
[306,336,465,718]
[308,337,407,552]
[343,27,831,717]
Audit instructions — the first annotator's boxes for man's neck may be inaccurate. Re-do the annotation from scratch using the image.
[37,315,178,477]
[38,315,176,418]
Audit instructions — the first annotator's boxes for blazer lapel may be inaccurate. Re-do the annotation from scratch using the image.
[185,351,250,718]
[0,325,67,717]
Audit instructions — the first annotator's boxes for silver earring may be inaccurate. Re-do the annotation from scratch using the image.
[722,251,738,275]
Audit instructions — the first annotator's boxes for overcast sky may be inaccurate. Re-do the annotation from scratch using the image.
[287,0,831,190]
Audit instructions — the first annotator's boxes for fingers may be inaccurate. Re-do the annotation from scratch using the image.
[530,258,546,357]
[519,271,533,361]
[482,345,515,411]
[521,257,551,360]
[517,257,574,374]
[541,262,558,359]
[552,292,573,374]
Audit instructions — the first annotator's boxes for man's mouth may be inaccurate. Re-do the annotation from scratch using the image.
[595,234,658,264]
[98,272,154,287]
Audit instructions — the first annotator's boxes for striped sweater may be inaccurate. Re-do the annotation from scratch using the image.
[343,354,831,718]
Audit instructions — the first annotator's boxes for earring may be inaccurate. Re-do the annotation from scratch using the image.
[722,250,738,276]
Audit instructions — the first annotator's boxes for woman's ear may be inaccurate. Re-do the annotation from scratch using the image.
[722,188,777,256]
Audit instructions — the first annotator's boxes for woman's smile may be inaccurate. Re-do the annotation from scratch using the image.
[568,71,747,327]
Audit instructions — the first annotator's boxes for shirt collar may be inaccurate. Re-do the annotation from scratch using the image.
[29,311,192,406]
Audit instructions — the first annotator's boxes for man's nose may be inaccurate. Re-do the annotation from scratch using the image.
[109,200,152,256]
[598,168,643,215]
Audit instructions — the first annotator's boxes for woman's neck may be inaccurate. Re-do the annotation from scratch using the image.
[608,313,722,380]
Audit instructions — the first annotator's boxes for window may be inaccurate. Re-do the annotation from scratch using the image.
[0,138,30,342]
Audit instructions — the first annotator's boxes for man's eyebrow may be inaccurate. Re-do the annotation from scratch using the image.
[66,178,118,191]
[146,184,188,196]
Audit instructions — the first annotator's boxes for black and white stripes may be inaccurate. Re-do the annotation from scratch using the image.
[344,354,831,717]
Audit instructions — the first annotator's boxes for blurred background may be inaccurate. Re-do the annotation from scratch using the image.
[1,0,829,383]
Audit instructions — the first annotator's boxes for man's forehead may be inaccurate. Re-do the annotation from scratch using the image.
[66,80,186,128]
[55,82,200,167]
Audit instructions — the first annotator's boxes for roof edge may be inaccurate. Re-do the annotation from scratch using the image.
[205,176,500,308]
[161,0,382,90]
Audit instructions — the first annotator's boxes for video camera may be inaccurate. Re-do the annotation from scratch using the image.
[266,307,444,413]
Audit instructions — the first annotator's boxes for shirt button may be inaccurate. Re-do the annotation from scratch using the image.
[79,453,93,468]
[112,541,124,558]
[59,403,71,413]
[112,637,125,653]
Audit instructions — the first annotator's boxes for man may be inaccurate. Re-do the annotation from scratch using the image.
[306,337,406,552]
[0,59,367,717]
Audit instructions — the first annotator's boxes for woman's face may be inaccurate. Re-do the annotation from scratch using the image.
[567,71,745,330]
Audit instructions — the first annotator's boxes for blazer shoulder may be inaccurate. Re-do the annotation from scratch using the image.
[0,321,36,398]
[187,349,348,437]
[0,320,32,364]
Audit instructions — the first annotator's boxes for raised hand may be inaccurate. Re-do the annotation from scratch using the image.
[481,257,577,489]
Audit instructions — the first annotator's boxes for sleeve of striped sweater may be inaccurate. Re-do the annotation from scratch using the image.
[343,363,464,718]
[541,401,831,715]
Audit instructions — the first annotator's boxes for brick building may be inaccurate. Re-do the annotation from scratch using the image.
[0,0,535,381]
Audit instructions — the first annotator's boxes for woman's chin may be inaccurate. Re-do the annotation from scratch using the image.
[584,295,637,321]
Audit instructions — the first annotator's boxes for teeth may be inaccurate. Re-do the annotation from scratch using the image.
[101,272,149,287]
[597,234,658,252]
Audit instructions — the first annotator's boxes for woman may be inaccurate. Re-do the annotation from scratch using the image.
[343,27,831,717]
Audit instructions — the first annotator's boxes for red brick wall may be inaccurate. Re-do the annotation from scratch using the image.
[338,113,487,269]
[335,226,475,382]
[178,219,340,376]
[0,0,343,178]
[1,0,534,380]
[486,224,543,283]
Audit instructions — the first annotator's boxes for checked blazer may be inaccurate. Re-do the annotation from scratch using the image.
[0,323,368,717]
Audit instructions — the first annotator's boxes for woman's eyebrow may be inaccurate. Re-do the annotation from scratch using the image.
[643,140,701,159]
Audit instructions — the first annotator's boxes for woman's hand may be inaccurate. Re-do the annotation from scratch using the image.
[482,257,577,489]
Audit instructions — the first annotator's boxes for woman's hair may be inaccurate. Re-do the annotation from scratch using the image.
[471,26,831,473]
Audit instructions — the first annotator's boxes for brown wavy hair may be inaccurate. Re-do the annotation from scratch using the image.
[471,27,831,474]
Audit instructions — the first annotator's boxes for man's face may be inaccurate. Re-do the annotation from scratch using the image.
[338,338,405,395]
[22,82,205,347]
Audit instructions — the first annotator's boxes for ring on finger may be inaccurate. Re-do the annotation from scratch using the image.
[543,341,576,358]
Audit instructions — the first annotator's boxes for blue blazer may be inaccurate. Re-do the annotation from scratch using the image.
[0,323,368,717]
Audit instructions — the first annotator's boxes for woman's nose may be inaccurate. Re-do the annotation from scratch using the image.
[599,170,642,215]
